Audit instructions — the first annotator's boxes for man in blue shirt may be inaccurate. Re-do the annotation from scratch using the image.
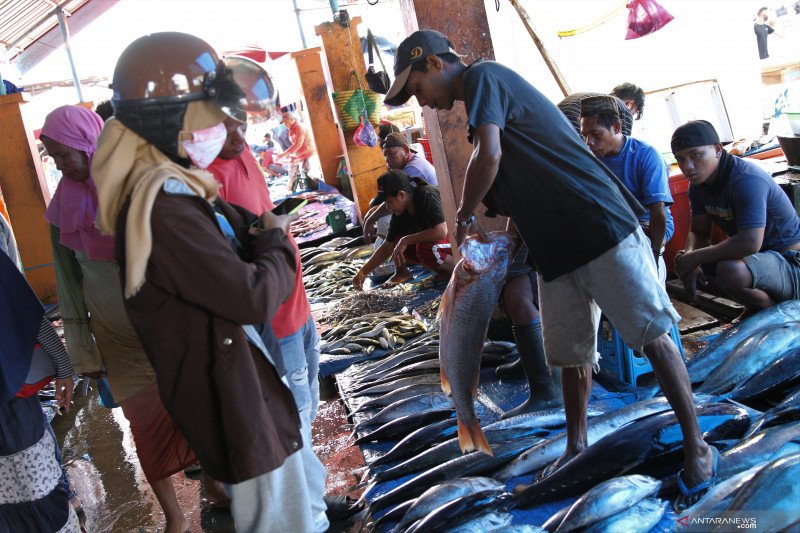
[673,120,800,318]
[580,95,674,280]
[384,29,715,511]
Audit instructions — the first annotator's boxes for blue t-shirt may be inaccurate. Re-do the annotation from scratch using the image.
[462,61,643,281]
[688,153,800,252]
[601,136,675,243]
[403,152,438,186]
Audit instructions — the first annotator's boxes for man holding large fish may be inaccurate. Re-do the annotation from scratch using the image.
[383,29,716,511]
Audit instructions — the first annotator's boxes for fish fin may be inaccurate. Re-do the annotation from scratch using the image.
[441,369,451,395]
[456,418,494,456]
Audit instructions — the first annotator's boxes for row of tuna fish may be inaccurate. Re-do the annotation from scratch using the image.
[333,231,800,530]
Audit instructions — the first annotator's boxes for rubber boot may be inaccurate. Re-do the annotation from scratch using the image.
[495,357,525,379]
[501,320,563,419]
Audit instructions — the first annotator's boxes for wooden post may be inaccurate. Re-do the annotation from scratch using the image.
[0,92,57,302]
[399,0,507,261]
[291,47,346,187]
[315,16,387,219]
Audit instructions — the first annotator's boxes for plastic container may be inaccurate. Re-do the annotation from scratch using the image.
[786,112,800,136]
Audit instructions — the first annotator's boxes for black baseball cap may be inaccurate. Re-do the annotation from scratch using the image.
[671,120,720,154]
[370,169,411,207]
[384,29,458,107]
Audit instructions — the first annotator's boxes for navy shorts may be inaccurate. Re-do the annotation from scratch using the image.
[743,250,800,302]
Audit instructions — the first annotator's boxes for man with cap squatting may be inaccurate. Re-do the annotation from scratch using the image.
[384,28,716,512]
[580,95,674,281]
[363,131,439,245]
[352,169,453,288]
[673,120,800,319]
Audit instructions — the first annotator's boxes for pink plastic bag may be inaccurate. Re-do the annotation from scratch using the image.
[353,114,378,147]
[625,0,674,40]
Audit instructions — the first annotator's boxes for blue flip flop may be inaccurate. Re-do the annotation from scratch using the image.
[674,445,719,512]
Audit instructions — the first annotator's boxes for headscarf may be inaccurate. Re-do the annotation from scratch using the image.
[93,100,226,297]
[43,105,115,261]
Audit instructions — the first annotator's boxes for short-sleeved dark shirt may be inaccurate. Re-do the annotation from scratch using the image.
[558,92,635,137]
[754,22,774,59]
[386,185,445,242]
[689,152,800,252]
[462,61,644,282]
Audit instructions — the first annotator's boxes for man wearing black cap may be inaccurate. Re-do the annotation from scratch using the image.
[363,132,438,245]
[352,170,453,288]
[672,120,800,318]
[386,29,716,511]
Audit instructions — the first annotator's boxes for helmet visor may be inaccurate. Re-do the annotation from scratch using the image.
[216,56,277,122]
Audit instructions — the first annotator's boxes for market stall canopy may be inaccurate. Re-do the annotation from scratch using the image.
[0,0,119,74]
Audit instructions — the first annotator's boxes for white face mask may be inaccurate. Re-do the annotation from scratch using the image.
[180,122,227,169]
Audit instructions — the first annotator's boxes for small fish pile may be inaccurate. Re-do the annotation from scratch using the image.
[317,287,416,323]
[300,244,373,276]
[319,311,428,356]
[289,211,327,237]
[303,260,364,304]
[414,294,443,320]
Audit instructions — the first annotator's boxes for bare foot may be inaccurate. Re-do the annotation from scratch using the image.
[164,516,190,533]
[386,269,413,285]
[536,447,582,481]
[203,474,231,509]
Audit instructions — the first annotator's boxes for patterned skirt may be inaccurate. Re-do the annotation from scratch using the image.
[0,395,80,532]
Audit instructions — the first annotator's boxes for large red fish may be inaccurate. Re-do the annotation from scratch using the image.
[438,231,516,456]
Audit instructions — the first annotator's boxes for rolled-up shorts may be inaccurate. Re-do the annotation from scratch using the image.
[537,227,680,368]
[743,249,800,302]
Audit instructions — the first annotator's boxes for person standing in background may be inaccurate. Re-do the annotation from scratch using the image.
[754,7,776,59]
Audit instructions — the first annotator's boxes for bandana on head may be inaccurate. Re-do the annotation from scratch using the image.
[43,105,116,261]
[671,120,720,154]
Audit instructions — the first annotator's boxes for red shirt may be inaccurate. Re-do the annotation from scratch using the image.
[287,122,316,161]
[207,150,311,338]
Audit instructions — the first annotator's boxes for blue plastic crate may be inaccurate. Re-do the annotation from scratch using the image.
[598,318,684,386]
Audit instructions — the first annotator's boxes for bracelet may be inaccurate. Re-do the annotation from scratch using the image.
[455,214,476,227]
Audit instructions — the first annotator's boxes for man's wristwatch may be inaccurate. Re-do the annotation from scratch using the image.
[455,214,476,227]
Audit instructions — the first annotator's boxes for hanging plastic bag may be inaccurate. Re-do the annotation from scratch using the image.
[625,0,674,40]
[353,113,378,147]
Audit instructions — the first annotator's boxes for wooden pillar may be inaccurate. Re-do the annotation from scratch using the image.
[291,47,346,188]
[0,92,56,302]
[315,16,386,219]
[399,0,507,259]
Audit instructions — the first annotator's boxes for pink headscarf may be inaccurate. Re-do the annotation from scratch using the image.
[43,105,115,261]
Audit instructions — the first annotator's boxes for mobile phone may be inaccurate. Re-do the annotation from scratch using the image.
[272,198,308,215]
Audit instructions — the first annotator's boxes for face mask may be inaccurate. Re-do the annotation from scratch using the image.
[180,122,227,169]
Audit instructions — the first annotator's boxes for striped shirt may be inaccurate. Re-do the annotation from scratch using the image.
[37,317,74,379]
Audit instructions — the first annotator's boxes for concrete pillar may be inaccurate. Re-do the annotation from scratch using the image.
[399,0,507,258]
[291,47,346,188]
[315,16,386,220]
[0,92,56,301]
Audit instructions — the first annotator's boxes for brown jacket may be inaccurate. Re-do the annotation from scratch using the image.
[116,189,302,483]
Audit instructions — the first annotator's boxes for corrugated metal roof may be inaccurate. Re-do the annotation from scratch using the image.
[0,0,93,57]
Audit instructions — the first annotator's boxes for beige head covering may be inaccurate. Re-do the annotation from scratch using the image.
[93,100,227,297]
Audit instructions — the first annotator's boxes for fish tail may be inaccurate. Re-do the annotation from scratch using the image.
[456,418,494,456]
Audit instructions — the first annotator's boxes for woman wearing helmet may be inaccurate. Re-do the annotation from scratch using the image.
[93,32,327,533]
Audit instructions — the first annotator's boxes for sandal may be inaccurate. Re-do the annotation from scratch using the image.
[674,445,719,512]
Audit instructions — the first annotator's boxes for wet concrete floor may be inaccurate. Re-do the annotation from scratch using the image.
[51,375,365,532]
